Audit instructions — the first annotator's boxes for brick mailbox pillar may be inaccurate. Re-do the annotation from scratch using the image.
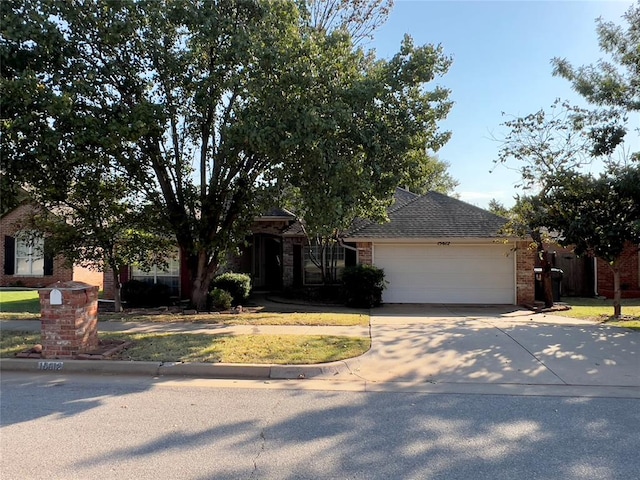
[39,281,99,359]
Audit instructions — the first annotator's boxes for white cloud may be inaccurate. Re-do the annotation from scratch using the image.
[458,191,506,201]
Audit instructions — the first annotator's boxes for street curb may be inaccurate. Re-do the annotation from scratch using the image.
[0,358,351,380]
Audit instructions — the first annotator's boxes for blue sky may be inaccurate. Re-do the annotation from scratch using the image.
[370,0,636,208]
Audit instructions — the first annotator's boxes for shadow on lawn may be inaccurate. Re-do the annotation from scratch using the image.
[0,297,41,314]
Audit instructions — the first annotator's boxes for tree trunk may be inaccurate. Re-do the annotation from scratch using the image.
[536,241,554,308]
[541,263,554,308]
[611,264,622,319]
[111,266,123,313]
[191,281,209,312]
[189,252,218,311]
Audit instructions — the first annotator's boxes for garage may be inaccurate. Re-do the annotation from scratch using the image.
[373,243,515,304]
[344,190,532,305]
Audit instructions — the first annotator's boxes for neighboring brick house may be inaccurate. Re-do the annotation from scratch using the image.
[107,189,535,305]
[595,243,640,299]
[1,202,103,290]
[1,203,72,288]
[542,243,640,299]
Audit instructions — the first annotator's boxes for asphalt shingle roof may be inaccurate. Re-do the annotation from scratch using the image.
[346,191,507,239]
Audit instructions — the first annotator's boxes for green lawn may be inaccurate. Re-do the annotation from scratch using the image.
[555,297,640,330]
[0,331,371,364]
[0,290,40,315]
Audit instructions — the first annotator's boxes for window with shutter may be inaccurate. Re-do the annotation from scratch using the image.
[14,234,44,276]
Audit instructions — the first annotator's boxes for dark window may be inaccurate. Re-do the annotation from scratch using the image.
[4,236,15,275]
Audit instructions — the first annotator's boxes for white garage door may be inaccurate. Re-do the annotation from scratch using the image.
[374,244,515,304]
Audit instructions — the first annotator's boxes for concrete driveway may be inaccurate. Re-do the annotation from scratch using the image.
[341,304,639,390]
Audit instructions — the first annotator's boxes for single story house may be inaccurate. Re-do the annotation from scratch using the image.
[104,189,536,305]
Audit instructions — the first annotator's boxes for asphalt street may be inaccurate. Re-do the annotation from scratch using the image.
[1,372,640,480]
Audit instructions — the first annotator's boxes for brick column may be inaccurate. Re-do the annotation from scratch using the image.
[39,281,99,359]
[356,242,373,265]
[282,237,294,287]
[515,241,536,305]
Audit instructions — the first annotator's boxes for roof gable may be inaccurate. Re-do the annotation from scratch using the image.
[346,191,507,239]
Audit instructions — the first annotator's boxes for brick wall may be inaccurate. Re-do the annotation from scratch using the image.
[516,240,536,305]
[102,266,130,300]
[0,204,73,287]
[72,265,104,290]
[282,236,307,287]
[596,243,640,298]
[356,242,373,265]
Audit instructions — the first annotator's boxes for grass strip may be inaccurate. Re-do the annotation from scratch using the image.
[604,320,640,331]
[0,332,40,357]
[553,297,640,322]
[1,331,370,364]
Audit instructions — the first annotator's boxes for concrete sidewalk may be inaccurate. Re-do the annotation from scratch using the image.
[0,319,368,337]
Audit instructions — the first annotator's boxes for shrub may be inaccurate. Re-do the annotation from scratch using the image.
[209,288,233,310]
[210,272,251,305]
[121,280,171,307]
[341,265,386,308]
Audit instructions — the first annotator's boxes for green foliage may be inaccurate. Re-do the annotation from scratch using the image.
[282,33,453,240]
[495,99,621,192]
[487,199,510,218]
[552,3,639,159]
[401,154,458,196]
[525,165,640,316]
[304,0,393,45]
[121,280,172,308]
[342,264,385,308]
[534,166,640,263]
[552,3,640,112]
[210,272,252,305]
[209,288,233,311]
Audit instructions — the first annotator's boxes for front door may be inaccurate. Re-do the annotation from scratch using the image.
[252,234,282,290]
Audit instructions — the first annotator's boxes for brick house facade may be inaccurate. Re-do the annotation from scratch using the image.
[1,203,73,288]
[596,243,640,299]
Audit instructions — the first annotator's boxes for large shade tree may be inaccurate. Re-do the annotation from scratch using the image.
[494,100,620,307]
[531,165,640,317]
[1,0,452,309]
[278,33,453,283]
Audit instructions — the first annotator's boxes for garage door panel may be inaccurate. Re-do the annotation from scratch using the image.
[374,244,515,304]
